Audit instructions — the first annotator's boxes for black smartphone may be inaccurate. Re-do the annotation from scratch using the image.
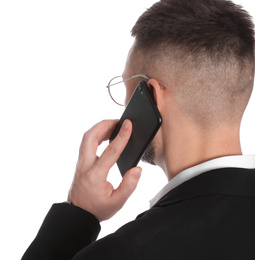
[109,80,162,177]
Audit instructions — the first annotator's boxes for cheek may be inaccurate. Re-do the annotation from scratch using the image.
[154,128,164,158]
[124,86,135,106]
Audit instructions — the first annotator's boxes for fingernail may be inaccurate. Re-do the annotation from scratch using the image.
[132,168,142,178]
[122,120,130,130]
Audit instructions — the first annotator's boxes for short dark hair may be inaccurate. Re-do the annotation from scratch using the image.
[131,0,255,127]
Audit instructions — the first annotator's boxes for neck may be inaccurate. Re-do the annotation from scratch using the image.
[157,121,242,181]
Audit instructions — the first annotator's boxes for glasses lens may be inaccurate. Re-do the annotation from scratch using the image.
[108,76,126,106]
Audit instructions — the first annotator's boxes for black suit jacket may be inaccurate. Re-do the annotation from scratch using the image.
[22,168,255,259]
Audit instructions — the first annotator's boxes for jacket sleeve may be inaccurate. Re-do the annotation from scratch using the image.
[21,203,101,260]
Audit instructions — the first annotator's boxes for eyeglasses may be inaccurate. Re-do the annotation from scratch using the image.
[106,74,150,106]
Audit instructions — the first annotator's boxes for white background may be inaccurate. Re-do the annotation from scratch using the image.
[0,1,254,259]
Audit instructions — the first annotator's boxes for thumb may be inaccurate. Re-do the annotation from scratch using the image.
[113,167,142,206]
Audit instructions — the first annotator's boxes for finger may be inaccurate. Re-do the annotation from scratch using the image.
[112,167,142,206]
[77,120,118,171]
[95,119,132,178]
[79,120,118,159]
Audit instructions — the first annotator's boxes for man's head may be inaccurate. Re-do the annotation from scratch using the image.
[123,0,254,169]
[123,0,254,173]
[130,0,254,125]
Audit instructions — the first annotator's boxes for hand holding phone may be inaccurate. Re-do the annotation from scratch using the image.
[110,81,162,176]
[68,119,142,222]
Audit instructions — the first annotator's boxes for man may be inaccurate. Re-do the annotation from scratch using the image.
[22,0,255,259]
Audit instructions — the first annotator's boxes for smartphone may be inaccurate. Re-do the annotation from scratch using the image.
[109,80,162,177]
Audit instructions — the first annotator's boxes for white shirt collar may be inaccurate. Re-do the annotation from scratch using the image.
[150,155,255,208]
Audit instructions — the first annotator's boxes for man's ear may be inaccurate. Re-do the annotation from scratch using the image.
[147,79,164,112]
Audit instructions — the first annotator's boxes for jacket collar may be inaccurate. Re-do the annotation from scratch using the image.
[150,155,255,207]
[153,168,255,208]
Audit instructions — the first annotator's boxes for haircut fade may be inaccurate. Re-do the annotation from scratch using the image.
[131,0,255,127]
